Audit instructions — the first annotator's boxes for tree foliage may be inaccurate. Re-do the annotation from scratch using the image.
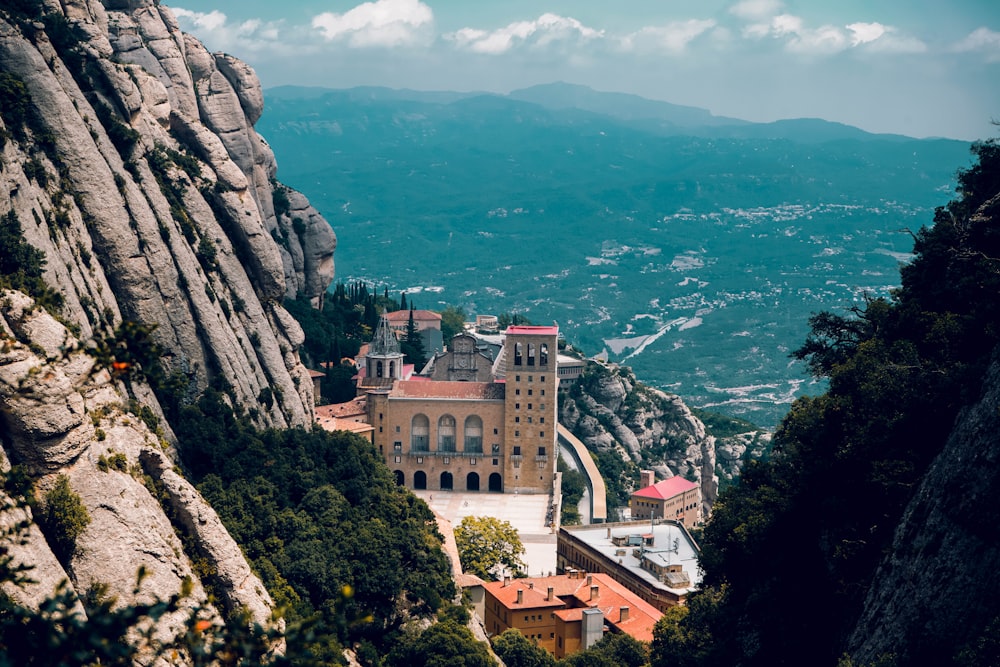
[384,619,494,667]
[454,515,526,580]
[440,305,467,342]
[652,138,1000,665]
[173,389,454,660]
[493,628,556,667]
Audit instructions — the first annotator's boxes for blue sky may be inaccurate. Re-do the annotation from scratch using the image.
[169,0,1000,140]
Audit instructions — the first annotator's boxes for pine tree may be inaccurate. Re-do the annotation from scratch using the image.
[400,292,408,311]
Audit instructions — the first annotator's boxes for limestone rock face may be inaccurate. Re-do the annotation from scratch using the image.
[846,350,1000,664]
[0,0,335,431]
[0,0,333,654]
[559,362,728,517]
[0,291,274,640]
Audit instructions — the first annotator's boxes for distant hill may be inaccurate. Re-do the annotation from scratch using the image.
[258,83,973,427]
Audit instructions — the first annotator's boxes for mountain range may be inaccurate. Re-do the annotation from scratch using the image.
[258,82,972,427]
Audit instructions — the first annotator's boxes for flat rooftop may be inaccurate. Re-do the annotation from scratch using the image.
[561,521,702,596]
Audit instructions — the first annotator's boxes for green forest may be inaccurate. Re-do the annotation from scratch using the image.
[647,138,1000,666]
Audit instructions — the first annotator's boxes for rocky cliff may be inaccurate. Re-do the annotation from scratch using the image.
[0,0,335,652]
[559,361,770,518]
[846,347,1000,663]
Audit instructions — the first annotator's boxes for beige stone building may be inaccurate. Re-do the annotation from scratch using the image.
[629,470,701,529]
[366,322,560,494]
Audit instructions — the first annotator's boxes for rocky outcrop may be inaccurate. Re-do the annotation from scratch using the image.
[845,349,1000,664]
[0,0,334,656]
[0,0,335,431]
[560,361,770,518]
[0,290,274,642]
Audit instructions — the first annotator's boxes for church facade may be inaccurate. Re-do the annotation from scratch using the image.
[366,324,560,494]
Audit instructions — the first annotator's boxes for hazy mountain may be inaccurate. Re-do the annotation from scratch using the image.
[258,84,972,427]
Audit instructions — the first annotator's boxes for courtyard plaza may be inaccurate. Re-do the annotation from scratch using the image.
[413,489,558,578]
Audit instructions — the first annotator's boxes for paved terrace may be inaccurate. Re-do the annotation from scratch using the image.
[414,490,558,577]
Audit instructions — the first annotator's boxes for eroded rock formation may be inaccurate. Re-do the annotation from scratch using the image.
[0,0,335,653]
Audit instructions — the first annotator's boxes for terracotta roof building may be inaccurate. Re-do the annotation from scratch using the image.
[630,470,701,529]
[482,570,661,658]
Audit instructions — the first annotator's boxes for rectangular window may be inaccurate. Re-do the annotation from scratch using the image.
[394,441,402,451]
[515,430,520,437]
[527,417,532,423]
[513,446,521,456]
[538,447,546,456]
[540,431,545,437]
[417,457,423,464]
[493,458,499,466]
[528,389,533,396]
[379,426,383,433]
[541,376,545,382]
[528,375,533,382]
[516,389,521,395]
[515,416,520,423]
[443,457,450,464]
[395,425,400,432]
[515,403,520,410]
[540,417,545,423]
[494,428,499,435]
[394,456,401,463]
[541,390,546,396]
[470,458,476,465]
[516,375,520,381]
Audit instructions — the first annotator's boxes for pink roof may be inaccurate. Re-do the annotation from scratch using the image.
[506,325,559,336]
[632,476,699,500]
[307,369,326,378]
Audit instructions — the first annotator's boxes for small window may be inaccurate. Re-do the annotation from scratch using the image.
[516,389,521,395]
[470,458,476,465]
[528,389,533,396]
[540,417,545,423]
[515,417,520,423]
[379,426,383,432]
[515,430,520,437]
[494,428,499,435]
[394,441,402,451]
[394,456,401,463]
[528,375,533,382]
[516,403,520,410]
[541,390,546,396]
[417,457,423,464]
[538,447,546,456]
[395,425,400,432]
[516,375,521,381]
[493,458,499,465]
[527,403,532,410]
[541,376,545,382]
[540,431,545,437]
[513,446,521,456]
[443,457,450,464]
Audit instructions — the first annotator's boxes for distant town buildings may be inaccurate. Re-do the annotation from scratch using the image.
[480,570,661,658]
[557,520,702,612]
[630,470,702,529]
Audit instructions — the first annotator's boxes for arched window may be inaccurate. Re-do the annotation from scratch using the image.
[540,343,549,367]
[389,360,395,377]
[414,471,427,490]
[527,343,536,366]
[376,360,384,377]
[514,342,523,366]
[440,472,454,490]
[464,415,483,453]
[411,414,429,451]
[438,415,456,452]
[467,472,480,491]
[488,473,503,493]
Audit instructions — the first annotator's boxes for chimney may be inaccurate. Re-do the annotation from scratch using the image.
[529,582,534,590]
[606,526,612,539]
[586,574,593,586]
[590,585,599,601]
[640,469,655,488]
[620,606,630,622]
[504,576,510,587]
[516,589,523,604]
[547,587,554,601]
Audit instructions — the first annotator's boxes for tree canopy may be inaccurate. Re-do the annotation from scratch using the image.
[454,516,526,580]
[651,138,1000,665]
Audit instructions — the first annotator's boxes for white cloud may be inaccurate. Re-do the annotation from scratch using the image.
[729,0,783,20]
[173,7,286,53]
[172,8,228,32]
[953,27,1000,62]
[846,22,885,46]
[311,0,433,48]
[621,19,718,53]
[445,13,602,55]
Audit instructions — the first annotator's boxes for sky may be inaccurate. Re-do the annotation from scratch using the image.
[168,0,1000,140]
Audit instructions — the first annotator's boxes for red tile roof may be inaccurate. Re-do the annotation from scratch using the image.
[307,369,326,378]
[315,397,367,419]
[383,309,442,322]
[390,380,504,400]
[483,572,661,642]
[632,476,699,500]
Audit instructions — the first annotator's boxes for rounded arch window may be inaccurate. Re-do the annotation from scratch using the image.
[411,414,429,451]
[438,415,456,452]
[464,415,483,453]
